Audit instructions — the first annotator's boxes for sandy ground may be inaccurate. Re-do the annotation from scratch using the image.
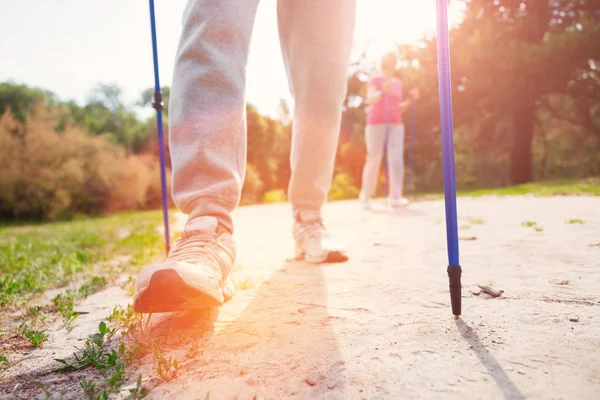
[3,196,600,399]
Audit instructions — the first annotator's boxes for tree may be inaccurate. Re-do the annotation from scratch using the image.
[138,86,171,116]
[0,82,56,122]
[78,84,149,154]
[451,0,600,183]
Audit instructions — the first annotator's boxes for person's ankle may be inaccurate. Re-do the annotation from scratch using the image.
[294,209,322,223]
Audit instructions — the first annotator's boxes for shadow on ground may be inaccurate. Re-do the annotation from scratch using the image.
[143,258,343,399]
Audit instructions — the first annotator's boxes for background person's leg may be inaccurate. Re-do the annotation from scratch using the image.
[359,124,386,203]
[169,0,260,234]
[277,0,356,219]
[386,124,406,202]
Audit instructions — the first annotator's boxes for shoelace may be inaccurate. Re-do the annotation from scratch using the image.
[167,231,220,263]
[299,221,330,240]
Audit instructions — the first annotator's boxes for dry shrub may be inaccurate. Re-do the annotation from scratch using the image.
[240,163,264,205]
[0,106,172,221]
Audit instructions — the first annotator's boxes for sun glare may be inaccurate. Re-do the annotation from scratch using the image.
[354,0,465,61]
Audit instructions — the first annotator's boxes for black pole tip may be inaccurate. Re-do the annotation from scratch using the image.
[447,265,462,317]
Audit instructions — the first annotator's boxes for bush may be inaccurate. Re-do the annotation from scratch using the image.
[328,173,360,201]
[0,107,171,221]
[240,164,264,205]
[263,189,287,203]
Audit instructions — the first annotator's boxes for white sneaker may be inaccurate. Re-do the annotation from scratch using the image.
[388,197,409,209]
[133,228,236,313]
[293,210,349,264]
[359,193,370,209]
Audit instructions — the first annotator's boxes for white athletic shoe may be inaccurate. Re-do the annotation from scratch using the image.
[293,210,349,264]
[388,197,410,209]
[359,192,371,210]
[133,228,236,313]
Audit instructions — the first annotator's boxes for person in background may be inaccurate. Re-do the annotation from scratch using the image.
[133,1,357,313]
[359,51,419,210]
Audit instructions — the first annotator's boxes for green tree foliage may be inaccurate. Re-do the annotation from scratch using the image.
[447,0,600,184]
[0,82,56,122]
[1,0,599,221]
[138,86,171,116]
[0,106,165,220]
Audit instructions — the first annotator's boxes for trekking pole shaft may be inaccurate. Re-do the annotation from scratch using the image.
[148,0,171,255]
[435,0,461,317]
[383,93,389,199]
[407,102,416,197]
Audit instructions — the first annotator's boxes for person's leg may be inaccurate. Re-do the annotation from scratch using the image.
[277,0,356,218]
[277,0,356,263]
[359,124,386,208]
[134,0,260,313]
[170,0,260,234]
[386,123,407,206]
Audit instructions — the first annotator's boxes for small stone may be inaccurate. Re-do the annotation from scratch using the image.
[305,373,324,387]
[549,279,569,285]
[569,318,579,323]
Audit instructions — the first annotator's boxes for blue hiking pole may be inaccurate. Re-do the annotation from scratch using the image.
[406,102,416,197]
[383,93,390,200]
[435,0,462,318]
[148,0,171,255]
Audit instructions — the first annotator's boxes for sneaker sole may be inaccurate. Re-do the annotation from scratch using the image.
[133,269,233,313]
[301,251,349,264]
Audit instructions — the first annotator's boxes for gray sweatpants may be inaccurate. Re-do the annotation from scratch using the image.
[168,0,356,233]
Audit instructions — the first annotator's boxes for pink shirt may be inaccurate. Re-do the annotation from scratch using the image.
[366,76,403,125]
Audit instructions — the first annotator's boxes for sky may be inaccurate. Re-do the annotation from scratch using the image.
[0,0,464,118]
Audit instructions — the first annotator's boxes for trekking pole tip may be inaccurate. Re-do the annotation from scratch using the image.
[447,265,462,317]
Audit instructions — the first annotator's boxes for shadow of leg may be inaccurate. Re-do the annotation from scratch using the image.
[144,259,343,399]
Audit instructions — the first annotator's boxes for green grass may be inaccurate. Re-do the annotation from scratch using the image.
[0,210,166,307]
[522,220,544,232]
[566,218,584,224]
[456,177,600,197]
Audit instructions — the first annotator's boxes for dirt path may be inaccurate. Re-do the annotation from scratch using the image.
[144,196,600,399]
[3,196,600,399]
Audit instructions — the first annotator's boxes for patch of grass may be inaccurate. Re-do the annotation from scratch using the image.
[186,341,202,359]
[457,177,600,198]
[119,276,137,297]
[0,352,9,371]
[53,292,79,332]
[468,217,484,225]
[566,218,584,224]
[22,328,48,347]
[52,320,149,399]
[522,221,543,232]
[234,276,253,290]
[78,276,108,299]
[153,349,180,383]
[0,210,165,307]
[108,304,142,338]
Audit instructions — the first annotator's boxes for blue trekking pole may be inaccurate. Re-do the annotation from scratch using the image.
[406,102,416,197]
[383,93,390,200]
[435,0,462,318]
[148,0,171,255]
